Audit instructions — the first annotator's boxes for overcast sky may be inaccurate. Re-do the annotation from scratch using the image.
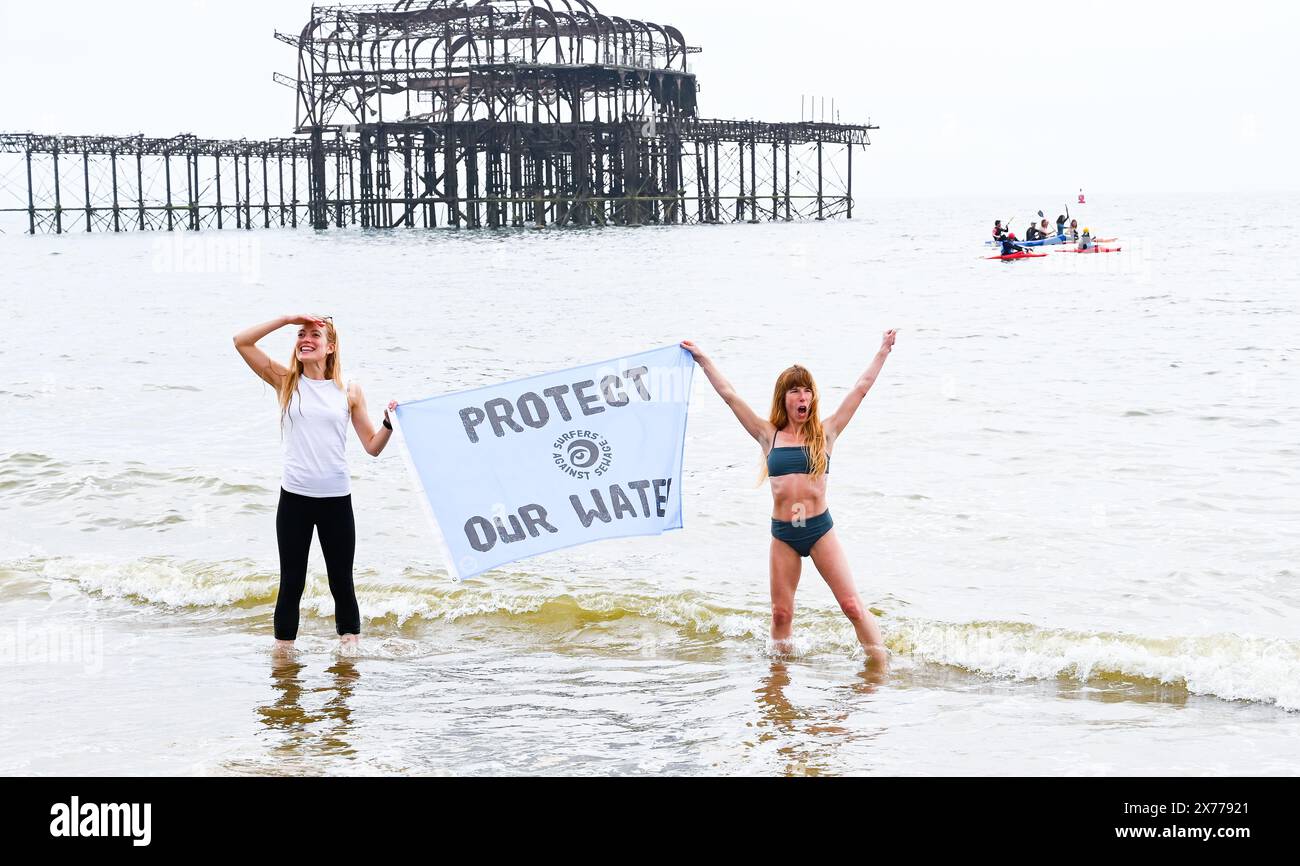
[2,0,1295,196]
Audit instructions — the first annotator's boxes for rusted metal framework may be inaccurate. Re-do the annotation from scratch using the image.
[0,134,321,233]
[0,1,876,234]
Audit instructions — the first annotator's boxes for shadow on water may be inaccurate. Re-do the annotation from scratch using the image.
[252,654,361,768]
[751,660,887,777]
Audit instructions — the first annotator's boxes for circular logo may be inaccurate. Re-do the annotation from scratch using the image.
[567,439,600,469]
[552,430,613,479]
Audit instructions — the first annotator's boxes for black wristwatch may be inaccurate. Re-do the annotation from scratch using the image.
[382,414,393,431]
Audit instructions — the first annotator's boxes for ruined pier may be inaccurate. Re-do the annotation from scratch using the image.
[0,1,876,234]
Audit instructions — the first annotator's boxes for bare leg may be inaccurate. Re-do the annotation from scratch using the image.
[808,529,889,673]
[769,536,802,654]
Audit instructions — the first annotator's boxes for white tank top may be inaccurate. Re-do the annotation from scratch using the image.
[281,376,352,498]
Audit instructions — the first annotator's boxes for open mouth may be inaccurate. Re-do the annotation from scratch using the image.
[796,406,808,417]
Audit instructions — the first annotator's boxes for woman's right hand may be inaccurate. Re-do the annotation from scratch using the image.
[286,314,328,328]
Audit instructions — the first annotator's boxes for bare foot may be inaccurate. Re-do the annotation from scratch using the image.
[339,634,360,654]
[863,644,891,680]
[273,639,295,654]
[769,636,797,658]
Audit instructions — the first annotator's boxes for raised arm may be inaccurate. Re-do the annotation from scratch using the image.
[232,314,324,387]
[825,329,897,438]
[681,341,773,446]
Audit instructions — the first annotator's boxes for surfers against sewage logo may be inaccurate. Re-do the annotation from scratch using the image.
[553,429,612,479]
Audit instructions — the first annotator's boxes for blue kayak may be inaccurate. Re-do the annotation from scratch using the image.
[986,234,1069,247]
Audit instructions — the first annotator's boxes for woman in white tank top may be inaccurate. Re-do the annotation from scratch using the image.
[233,314,398,653]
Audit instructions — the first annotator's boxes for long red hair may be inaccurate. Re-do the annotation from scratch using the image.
[758,364,828,482]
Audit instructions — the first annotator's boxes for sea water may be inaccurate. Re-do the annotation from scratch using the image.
[1,192,1297,775]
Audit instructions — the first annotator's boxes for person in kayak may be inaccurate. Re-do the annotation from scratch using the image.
[1078,228,1094,251]
[1000,233,1028,256]
[1025,222,1044,242]
[1055,214,1068,236]
[1039,218,1054,239]
[1064,218,1079,241]
[992,220,1007,240]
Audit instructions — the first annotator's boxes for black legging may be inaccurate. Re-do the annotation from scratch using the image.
[274,487,361,640]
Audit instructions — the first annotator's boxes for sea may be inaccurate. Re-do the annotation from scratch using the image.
[1,192,1297,775]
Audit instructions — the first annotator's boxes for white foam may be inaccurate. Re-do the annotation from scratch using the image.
[892,618,1300,711]
[12,554,1300,710]
[36,556,274,608]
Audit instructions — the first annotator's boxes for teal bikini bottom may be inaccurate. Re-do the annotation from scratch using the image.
[771,510,833,557]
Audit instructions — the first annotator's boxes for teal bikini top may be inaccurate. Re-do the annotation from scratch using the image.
[766,431,830,477]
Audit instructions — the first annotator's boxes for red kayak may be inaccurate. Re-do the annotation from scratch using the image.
[986,251,1047,260]
[1057,246,1121,254]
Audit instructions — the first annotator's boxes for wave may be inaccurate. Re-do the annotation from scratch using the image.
[12,555,770,639]
[0,451,270,502]
[5,555,1299,711]
[891,619,1300,711]
[21,556,279,608]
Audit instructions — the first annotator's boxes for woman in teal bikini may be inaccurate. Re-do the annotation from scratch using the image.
[681,331,897,672]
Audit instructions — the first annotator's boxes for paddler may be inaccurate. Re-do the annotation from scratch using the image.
[992,220,1007,240]
[1065,218,1079,241]
[1078,228,1094,251]
[1000,232,1028,257]
[1055,214,1068,237]
[1025,222,1044,242]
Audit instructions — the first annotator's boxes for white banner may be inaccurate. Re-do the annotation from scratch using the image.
[394,345,695,580]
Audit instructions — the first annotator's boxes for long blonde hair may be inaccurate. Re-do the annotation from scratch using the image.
[758,364,829,482]
[277,319,344,429]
